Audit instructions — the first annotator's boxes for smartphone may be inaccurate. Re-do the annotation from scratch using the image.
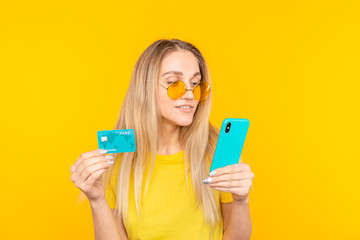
[97,129,136,153]
[209,118,250,173]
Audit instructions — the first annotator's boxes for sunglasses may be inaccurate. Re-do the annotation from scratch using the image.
[159,80,211,100]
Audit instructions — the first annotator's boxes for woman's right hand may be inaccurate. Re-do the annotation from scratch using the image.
[70,149,114,203]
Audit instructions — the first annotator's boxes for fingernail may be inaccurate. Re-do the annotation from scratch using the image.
[106,161,114,165]
[209,170,217,176]
[203,177,213,183]
[105,155,113,160]
[99,149,108,154]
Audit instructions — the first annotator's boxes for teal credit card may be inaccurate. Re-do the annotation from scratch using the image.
[97,129,136,153]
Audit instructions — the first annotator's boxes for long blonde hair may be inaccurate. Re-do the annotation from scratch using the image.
[78,38,222,231]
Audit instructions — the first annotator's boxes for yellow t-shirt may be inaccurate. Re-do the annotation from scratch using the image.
[105,150,233,240]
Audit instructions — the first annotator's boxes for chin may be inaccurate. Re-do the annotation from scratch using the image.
[164,115,194,127]
[176,120,193,127]
[175,116,194,126]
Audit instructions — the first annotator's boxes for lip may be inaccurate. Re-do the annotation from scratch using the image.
[175,105,194,113]
[175,104,194,108]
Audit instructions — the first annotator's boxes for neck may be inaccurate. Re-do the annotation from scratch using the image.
[157,118,182,155]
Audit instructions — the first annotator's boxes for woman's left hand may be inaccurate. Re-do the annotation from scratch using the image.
[202,159,254,203]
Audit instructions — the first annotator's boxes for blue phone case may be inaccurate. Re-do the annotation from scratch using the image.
[209,118,250,173]
[97,129,136,153]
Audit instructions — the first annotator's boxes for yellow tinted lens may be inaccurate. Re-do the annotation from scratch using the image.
[194,82,210,100]
[193,84,202,100]
[168,81,186,99]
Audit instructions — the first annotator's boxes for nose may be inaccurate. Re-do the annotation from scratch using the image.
[180,84,195,100]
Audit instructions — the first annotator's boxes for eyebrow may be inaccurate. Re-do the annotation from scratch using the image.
[161,71,201,78]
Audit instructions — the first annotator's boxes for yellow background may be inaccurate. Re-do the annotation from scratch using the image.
[1,0,359,239]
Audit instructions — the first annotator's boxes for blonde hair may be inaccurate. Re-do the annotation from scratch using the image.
[78,38,222,236]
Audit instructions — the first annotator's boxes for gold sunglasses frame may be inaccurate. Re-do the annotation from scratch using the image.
[159,80,211,100]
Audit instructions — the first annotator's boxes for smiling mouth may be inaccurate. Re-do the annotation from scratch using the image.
[175,106,193,109]
[175,105,194,113]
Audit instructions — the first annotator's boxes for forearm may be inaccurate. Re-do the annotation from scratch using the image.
[90,198,126,240]
[223,198,252,240]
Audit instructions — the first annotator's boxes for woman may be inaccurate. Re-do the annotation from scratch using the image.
[70,39,254,239]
